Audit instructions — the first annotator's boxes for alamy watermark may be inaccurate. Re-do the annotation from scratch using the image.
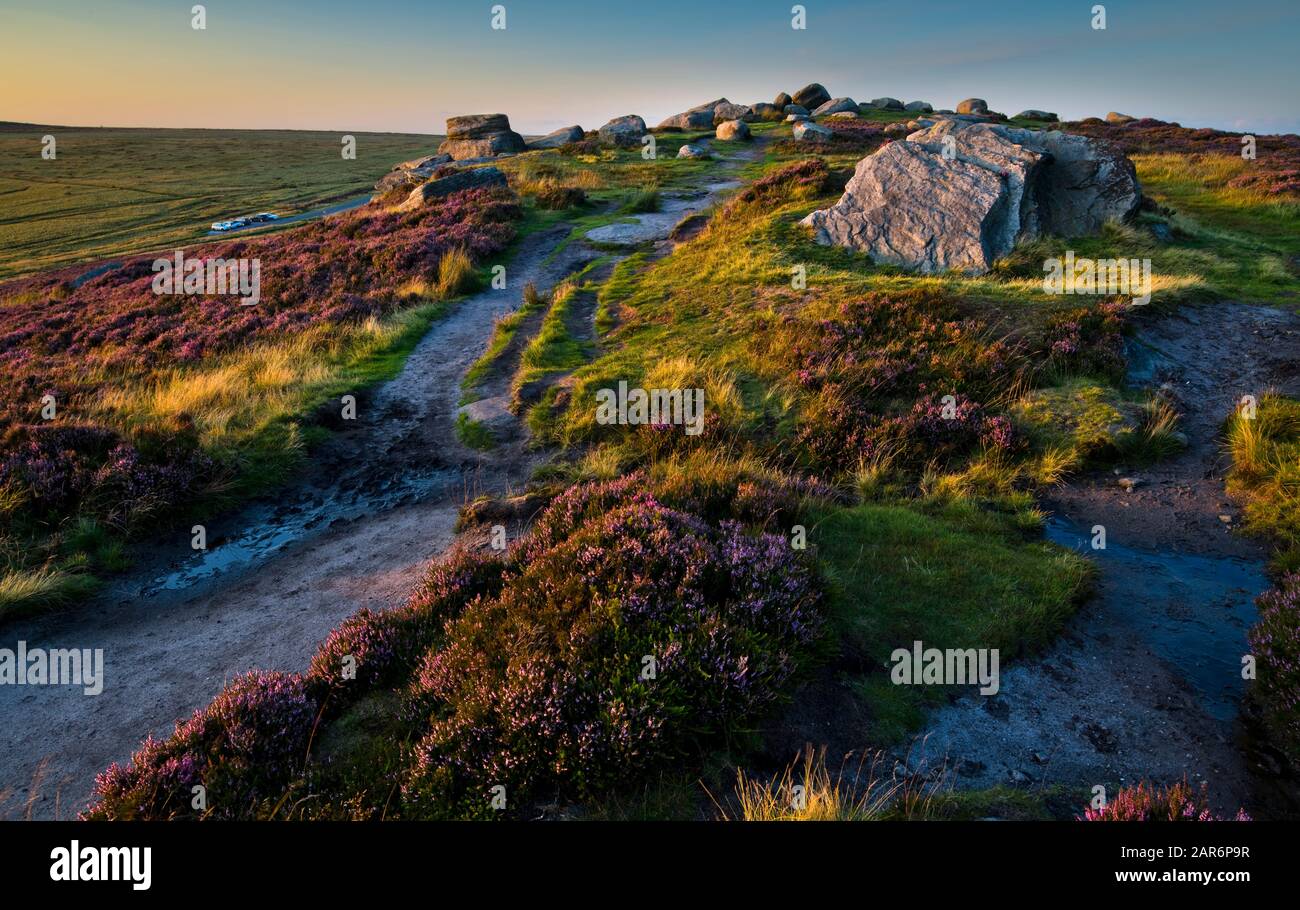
[595,381,705,435]
[890,640,1000,695]
[152,250,260,305]
[1043,250,1150,305]
[0,641,104,695]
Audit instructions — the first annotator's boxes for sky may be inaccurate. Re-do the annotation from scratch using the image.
[2,0,1298,135]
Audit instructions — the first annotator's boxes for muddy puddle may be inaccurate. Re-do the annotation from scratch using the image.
[1045,517,1266,722]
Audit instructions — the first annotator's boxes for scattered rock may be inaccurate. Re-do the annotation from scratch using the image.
[1219,514,1234,524]
[446,113,512,139]
[884,122,909,135]
[439,113,526,160]
[374,153,452,193]
[677,143,710,159]
[870,97,904,111]
[712,101,754,125]
[774,91,793,109]
[716,119,751,141]
[792,121,833,142]
[827,111,860,120]
[904,100,934,113]
[1015,109,1059,121]
[792,82,832,110]
[956,98,989,114]
[1083,723,1119,754]
[598,114,648,148]
[397,166,507,211]
[783,103,810,117]
[1031,751,1049,764]
[1118,476,1141,492]
[813,97,858,117]
[656,106,715,130]
[1106,111,1136,124]
[526,125,584,149]
[785,113,810,123]
[1008,768,1034,785]
[751,102,783,122]
[800,120,1142,274]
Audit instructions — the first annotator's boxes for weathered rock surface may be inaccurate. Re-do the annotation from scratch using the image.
[439,113,525,160]
[526,125,585,149]
[905,101,934,113]
[1015,110,1059,122]
[827,111,860,120]
[598,115,648,147]
[800,120,1141,274]
[716,119,751,141]
[813,97,858,116]
[1106,111,1135,124]
[792,121,833,142]
[774,92,794,110]
[397,166,508,211]
[956,98,988,114]
[792,83,831,110]
[751,102,783,121]
[374,153,453,193]
[870,97,904,111]
[783,104,810,117]
[657,107,715,130]
[712,101,754,124]
[446,113,512,139]
[677,143,710,159]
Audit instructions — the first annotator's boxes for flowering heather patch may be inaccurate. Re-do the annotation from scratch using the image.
[1064,117,1300,197]
[733,158,833,209]
[1043,302,1127,379]
[0,187,520,543]
[0,421,214,532]
[307,547,511,708]
[753,292,1023,469]
[401,488,824,814]
[1080,779,1250,821]
[1248,574,1300,764]
[84,670,318,820]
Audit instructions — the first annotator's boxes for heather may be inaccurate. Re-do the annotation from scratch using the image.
[84,670,318,820]
[1063,117,1300,197]
[86,473,826,820]
[0,186,521,615]
[1080,780,1250,821]
[1247,575,1300,764]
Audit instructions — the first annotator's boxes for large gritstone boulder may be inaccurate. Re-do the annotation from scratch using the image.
[438,113,526,160]
[800,120,1141,274]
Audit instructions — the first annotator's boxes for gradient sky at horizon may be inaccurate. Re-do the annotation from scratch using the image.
[3,0,1298,135]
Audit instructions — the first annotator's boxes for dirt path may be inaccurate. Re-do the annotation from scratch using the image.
[0,146,756,819]
[915,302,1300,817]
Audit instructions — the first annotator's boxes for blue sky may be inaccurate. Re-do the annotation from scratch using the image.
[3,0,1297,134]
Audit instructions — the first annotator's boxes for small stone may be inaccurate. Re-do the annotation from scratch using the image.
[1117,476,1140,492]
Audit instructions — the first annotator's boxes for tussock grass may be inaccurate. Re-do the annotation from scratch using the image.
[0,563,98,622]
[721,747,903,821]
[1226,392,1300,570]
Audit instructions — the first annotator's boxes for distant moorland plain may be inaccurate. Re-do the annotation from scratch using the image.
[0,126,439,279]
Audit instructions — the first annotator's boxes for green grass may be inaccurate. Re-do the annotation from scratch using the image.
[0,127,440,279]
[812,501,1091,742]
[455,412,497,450]
[1226,392,1300,571]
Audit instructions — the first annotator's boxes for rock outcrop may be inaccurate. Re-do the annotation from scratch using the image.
[374,153,452,193]
[813,97,858,116]
[870,97,904,111]
[712,101,754,124]
[956,98,989,114]
[905,101,934,113]
[800,120,1141,274]
[526,125,585,149]
[438,114,526,160]
[1106,111,1135,124]
[750,102,783,122]
[598,115,648,147]
[1014,110,1059,122]
[792,121,833,142]
[716,119,751,141]
[792,83,831,110]
[397,166,508,211]
[774,92,794,110]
